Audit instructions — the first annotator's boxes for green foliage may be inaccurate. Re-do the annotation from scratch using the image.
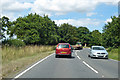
[1,14,119,48]
[90,30,102,46]
[107,47,113,52]
[102,16,120,48]
[76,27,91,46]
[107,48,118,61]
[9,13,58,45]
[2,39,25,47]
[0,18,2,39]
[1,16,12,39]
[58,23,78,44]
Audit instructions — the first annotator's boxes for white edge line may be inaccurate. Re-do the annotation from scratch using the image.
[83,61,98,74]
[12,53,55,80]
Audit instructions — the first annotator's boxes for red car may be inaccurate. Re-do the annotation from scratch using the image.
[55,43,72,58]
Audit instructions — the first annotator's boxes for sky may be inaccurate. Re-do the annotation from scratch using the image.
[1,0,119,33]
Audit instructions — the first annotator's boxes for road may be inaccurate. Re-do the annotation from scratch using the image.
[13,48,118,79]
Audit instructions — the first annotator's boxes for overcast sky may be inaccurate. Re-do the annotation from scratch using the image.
[1,0,119,32]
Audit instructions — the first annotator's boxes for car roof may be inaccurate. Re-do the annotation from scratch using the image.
[92,46,104,48]
[58,43,69,44]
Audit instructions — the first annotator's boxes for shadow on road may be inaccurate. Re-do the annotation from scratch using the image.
[91,57,109,60]
[56,55,75,59]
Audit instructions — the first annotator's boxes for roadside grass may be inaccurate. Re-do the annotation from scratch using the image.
[107,48,119,61]
[2,45,54,78]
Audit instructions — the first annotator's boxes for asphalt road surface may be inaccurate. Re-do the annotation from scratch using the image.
[13,48,118,78]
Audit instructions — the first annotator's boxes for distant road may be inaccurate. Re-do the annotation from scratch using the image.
[13,48,118,79]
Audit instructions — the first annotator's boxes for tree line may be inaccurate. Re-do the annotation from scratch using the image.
[1,13,120,48]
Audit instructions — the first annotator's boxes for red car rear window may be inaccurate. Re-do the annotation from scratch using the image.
[58,44,69,48]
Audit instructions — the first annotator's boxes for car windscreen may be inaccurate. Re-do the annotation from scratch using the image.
[58,44,69,48]
[93,47,105,50]
[76,43,82,45]
[76,43,80,45]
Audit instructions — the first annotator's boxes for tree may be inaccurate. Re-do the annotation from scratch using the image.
[76,27,91,46]
[10,13,58,45]
[102,16,120,48]
[90,30,102,46]
[58,23,78,44]
[1,16,12,39]
[0,18,2,39]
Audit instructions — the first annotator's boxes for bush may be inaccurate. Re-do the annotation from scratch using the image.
[2,39,25,47]
[107,47,113,52]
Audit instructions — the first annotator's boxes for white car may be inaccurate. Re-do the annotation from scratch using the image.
[88,46,108,59]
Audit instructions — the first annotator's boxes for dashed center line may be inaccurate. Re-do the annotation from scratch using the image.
[77,56,81,60]
[83,61,98,74]
[75,51,81,59]
[75,51,78,56]
[75,51,98,74]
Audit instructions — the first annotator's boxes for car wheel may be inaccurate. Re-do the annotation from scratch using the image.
[68,55,71,58]
[105,57,108,59]
[88,55,90,57]
[55,55,59,58]
[91,56,93,59]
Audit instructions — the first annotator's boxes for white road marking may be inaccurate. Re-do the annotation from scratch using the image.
[74,49,98,74]
[75,52,77,56]
[75,51,81,59]
[83,61,98,74]
[102,75,104,78]
[75,51,81,60]
[12,53,54,80]
[77,56,81,60]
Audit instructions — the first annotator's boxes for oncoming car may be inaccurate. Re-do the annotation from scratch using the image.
[55,43,72,58]
[73,42,83,50]
[88,46,108,59]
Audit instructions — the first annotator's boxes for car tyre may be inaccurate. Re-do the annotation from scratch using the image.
[91,56,94,59]
[105,57,108,59]
[68,55,71,58]
[88,55,90,57]
[55,55,59,58]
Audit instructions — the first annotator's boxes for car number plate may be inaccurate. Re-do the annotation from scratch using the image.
[61,52,66,53]
[100,54,104,56]
[98,54,104,57]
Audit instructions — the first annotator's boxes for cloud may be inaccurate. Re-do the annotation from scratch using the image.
[1,0,33,21]
[105,18,112,24]
[1,0,119,21]
[54,18,103,27]
[2,0,33,12]
[54,18,104,32]
[1,13,17,21]
[30,0,119,16]
[101,0,119,5]
[31,0,97,15]
[86,12,97,17]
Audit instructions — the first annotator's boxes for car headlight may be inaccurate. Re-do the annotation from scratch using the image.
[92,52,97,55]
[106,52,108,55]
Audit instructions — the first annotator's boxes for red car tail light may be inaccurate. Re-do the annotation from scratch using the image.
[56,47,59,50]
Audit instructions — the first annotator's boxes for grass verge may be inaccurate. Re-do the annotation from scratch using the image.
[107,48,119,61]
[2,45,54,79]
